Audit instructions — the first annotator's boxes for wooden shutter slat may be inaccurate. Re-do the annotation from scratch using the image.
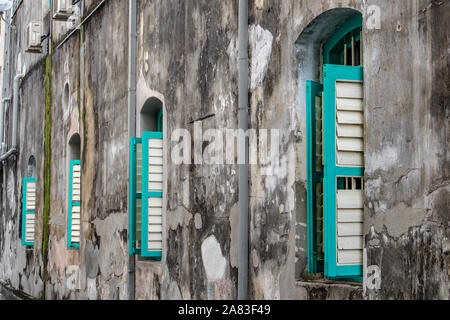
[149,197,162,207]
[149,156,163,166]
[336,98,363,111]
[337,222,363,236]
[148,139,163,148]
[337,124,363,138]
[338,236,363,250]
[336,110,363,124]
[337,250,363,264]
[337,190,364,209]
[337,209,363,222]
[336,81,363,99]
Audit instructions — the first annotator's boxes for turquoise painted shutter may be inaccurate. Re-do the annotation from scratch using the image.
[306,80,324,273]
[141,131,163,259]
[323,64,364,278]
[129,137,143,255]
[68,160,81,248]
[22,177,36,246]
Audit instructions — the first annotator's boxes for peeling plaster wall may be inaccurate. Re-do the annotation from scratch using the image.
[249,0,448,300]
[0,2,46,298]
[44,0,130,300]
[135,0,239,300]
[363,0,449,300]
[0,0,448,300]
[1,0,130,300]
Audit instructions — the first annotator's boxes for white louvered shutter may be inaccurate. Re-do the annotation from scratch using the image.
[335,80,364,266]
[69,161,81,246]
[323,64,364,278]
[22,178,37,245]
[141,132,163,258]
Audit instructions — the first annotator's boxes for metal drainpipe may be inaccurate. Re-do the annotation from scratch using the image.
[238,0,249,300]
[127,0,137,301]
[0,72,25,162]
[0,10,12,156]
[0,97,10,154]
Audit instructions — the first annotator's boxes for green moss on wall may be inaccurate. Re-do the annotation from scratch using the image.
[41,53,52,300]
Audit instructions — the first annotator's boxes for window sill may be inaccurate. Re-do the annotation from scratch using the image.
[296,279,363,300]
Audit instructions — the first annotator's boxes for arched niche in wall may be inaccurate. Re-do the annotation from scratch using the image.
[139,97,163,136]
[294,7,363,281]
[295,8,362,112]
[68,133,81,161]
[27,155,36,178]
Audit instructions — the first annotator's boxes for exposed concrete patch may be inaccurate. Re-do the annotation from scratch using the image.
[6,168,16,214]
[92,213,128,280]
[135,262,162,300]
[201,235,227,282]
[364,202,426,237]
[252,249,259,268]
[252,263,280,299]
[249,24,274,92]
[167,206,193,231]
[194,213,203,230]
[226,37,238,79]
[366,223,449,299]
[86,277,97,300]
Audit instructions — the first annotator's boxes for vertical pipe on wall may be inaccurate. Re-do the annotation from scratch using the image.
[0,72,24,162]
[127,0,137,301]
[11,72,24,150]
[0,10,12,155]
[237,0,249,300]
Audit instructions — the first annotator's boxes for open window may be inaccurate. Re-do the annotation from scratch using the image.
[306,13,364,280]
[21,156,37,246]
[130,98,164,260]
[67,133,81,248]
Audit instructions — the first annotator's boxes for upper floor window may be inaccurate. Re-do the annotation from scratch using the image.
[22,156,37,246]
[324,14,363,66]
[67,133,81,248]
[306,13,364,280]
[130,98,164,260]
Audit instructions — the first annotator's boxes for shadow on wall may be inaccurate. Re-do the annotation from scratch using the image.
[140,97,163,135]
[68,133,81,161]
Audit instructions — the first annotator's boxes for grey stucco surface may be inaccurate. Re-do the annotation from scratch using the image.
[0,0,448,300]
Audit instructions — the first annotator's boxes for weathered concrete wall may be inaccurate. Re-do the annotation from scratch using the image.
[45,0,130,299]
[363,0,449,300]
[0,0,130,300]
[247,0,367,299]
[247,0,448,300]
[0,1,47,299]
[135,0,239,300]
[0,0,447,300]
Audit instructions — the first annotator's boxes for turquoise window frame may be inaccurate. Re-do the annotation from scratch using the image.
[67,160,81,248]
[21,177,36,246]
[323,14,362,65]
[141,131,163,259]
[323,64,364,279]
[306,80,324,273]
[129,137,142,255]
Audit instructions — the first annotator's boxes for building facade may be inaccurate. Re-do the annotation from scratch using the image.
[0,0,448,300]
